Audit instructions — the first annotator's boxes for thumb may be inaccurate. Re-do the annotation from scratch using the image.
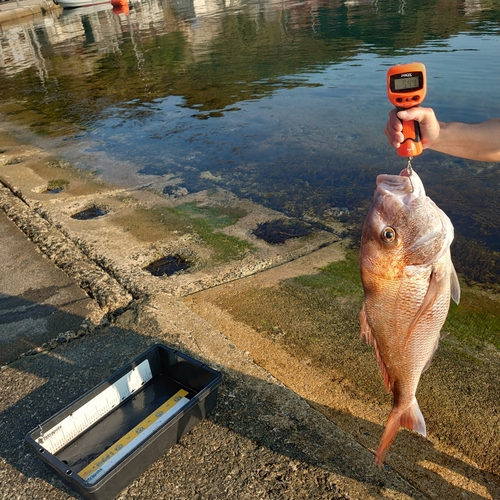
[397,107,429,123]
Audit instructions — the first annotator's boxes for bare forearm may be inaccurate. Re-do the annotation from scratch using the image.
[430,119,500,162]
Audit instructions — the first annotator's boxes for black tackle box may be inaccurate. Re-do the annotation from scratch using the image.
[25,344,222,499]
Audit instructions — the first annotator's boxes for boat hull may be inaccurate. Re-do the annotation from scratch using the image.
[54,0,110,8]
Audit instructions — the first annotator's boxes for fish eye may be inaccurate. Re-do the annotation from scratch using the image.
[381,226,396,242]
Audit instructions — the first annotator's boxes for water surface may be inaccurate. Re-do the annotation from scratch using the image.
[1,0,500,283]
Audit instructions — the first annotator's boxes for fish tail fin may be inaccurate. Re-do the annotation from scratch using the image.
[375,398,426,467]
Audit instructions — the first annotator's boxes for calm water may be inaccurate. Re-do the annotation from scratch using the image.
[1,0,500,283]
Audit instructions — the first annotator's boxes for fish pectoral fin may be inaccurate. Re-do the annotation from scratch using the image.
[375,398,426,467]
[360,303,391,393]
[450,261,461,305]
[404,265,444,346]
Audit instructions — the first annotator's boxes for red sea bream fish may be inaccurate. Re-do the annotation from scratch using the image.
[359,169,460,466]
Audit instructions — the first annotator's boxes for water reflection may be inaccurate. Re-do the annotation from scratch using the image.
[1,0,500,285]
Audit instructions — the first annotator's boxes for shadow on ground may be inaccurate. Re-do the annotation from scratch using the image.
[1,296,499,499]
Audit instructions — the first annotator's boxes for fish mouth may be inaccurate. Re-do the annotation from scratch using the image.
[376,169,425,197]
[376,173,412,192]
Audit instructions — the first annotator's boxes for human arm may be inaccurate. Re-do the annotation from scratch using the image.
[384,107,500,162]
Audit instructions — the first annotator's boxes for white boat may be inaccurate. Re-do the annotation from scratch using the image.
[54,0,111,9]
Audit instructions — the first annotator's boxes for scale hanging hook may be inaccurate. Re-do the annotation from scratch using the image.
[406,157,414,192]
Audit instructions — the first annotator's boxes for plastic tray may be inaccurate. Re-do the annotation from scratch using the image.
[25,344,222,500]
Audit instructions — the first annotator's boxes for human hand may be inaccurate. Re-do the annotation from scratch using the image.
[384,107,441,151]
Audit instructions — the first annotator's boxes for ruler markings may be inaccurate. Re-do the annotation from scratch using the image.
[36,360,153,454]
[79,389,189,484]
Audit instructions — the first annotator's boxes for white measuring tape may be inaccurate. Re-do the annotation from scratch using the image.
[36,360,154,455]
[79,388,189,484]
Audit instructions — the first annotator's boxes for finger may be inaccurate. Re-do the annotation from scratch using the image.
[389,109,403,130]
[397,107,432,123]
[384,124,402,148]
[386,112,404,137]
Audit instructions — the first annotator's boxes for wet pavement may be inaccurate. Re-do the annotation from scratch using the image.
[0,209,100,365]
[0,108,429,499]
[2,181,498,500]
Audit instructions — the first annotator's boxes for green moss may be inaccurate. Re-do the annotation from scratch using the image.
[293,249,500,351]
[117,202,254,263]
[191,216,255,262]
[46,179,70,192]
[444,293,500,349]
[167,202,254,263]
[293,250,363,300]
[170,202,247,228]
[440,339,485,366]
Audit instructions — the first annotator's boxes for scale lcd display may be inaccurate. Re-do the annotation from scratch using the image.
[391,72,423,93]
[394,76,420,91]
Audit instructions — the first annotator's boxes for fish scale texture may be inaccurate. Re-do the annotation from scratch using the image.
[359,170,459,466]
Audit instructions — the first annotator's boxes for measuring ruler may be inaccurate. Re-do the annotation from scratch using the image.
[37,360,154,455]
[79,388,189,484]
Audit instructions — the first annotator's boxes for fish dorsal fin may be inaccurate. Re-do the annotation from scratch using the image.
[450,262,460,305]
[360,304,391,393]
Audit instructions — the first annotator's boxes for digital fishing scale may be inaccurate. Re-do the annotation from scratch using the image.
[387,62,427,166]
